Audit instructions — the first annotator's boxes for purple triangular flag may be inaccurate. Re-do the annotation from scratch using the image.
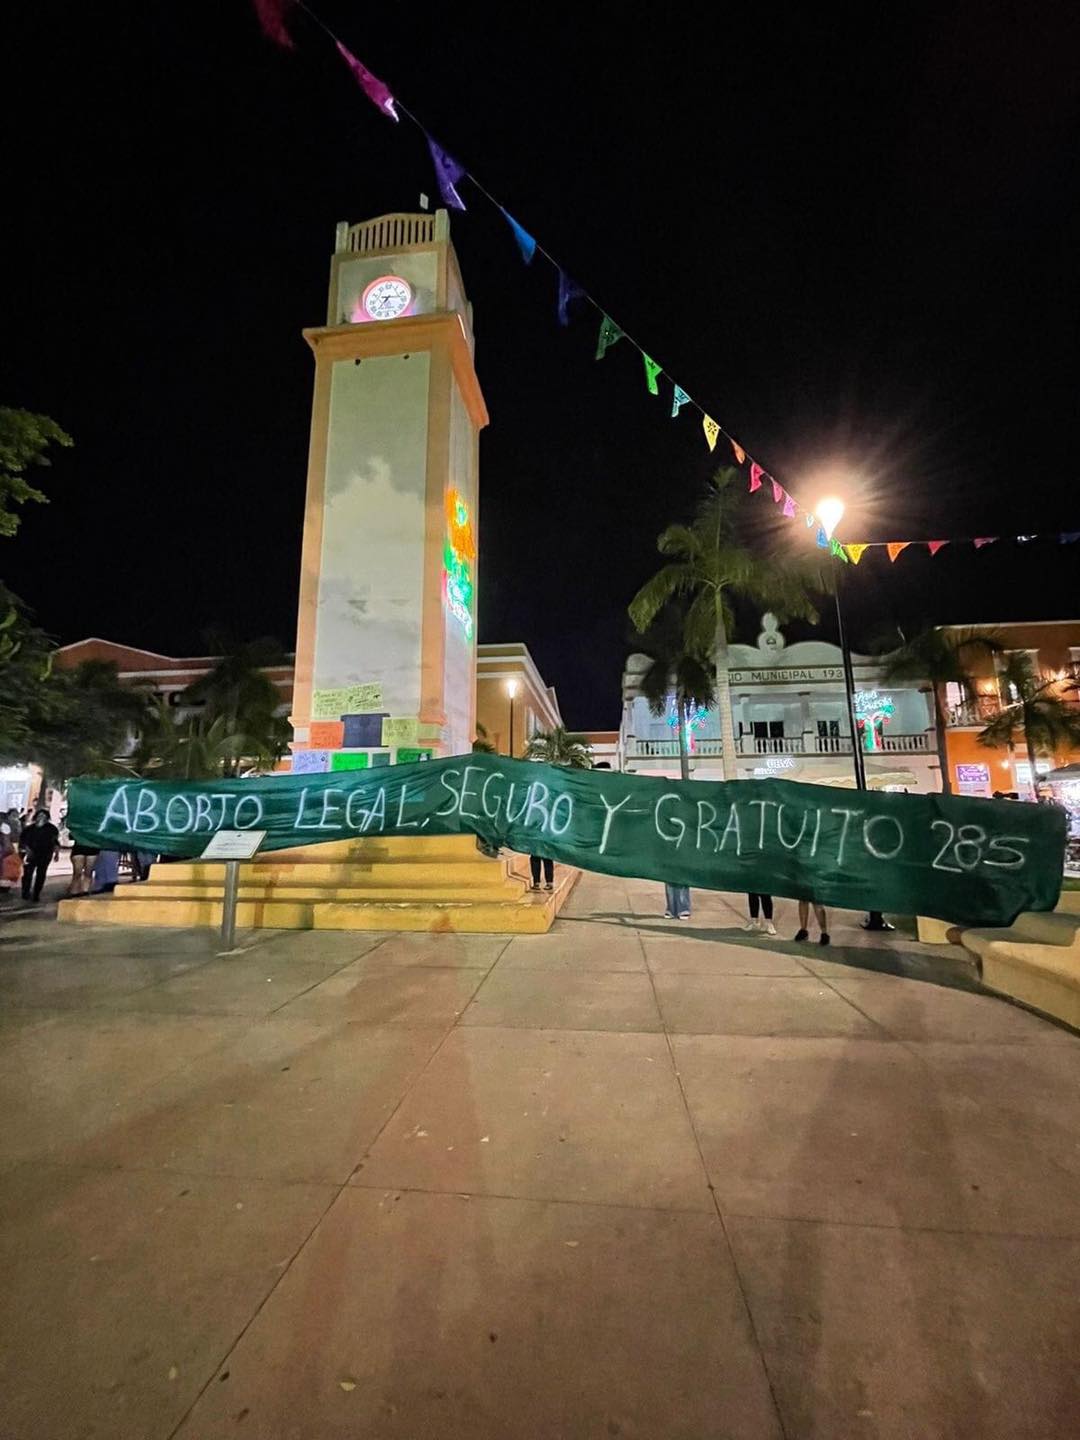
[426,135,467,210]
[556,270,584,327]
[335,42,399,121]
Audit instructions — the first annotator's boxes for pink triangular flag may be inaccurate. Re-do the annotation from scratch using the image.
[782,494,796,518]
[749,462,764,493]
[926,540,948,556]
[771,479,783,504]
[335,42,399,120]
[973,537,997,549]
[252,0,295,49]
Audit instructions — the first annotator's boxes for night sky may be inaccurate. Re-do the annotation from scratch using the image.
[4,1,1078,726]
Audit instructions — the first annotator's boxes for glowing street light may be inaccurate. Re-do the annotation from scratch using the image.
[817,486,892,933]
[505,677,519,756]
[817,495,845,542]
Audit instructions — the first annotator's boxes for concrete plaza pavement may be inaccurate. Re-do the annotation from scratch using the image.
[1,873,1078,1439]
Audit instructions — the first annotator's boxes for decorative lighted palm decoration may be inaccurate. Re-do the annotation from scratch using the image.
[667,701,710,751]
[854,689,894,751]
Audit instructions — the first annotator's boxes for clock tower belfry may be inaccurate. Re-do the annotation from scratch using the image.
[291,209,488,770]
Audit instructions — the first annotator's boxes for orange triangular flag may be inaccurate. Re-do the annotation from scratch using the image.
[845,543,868,565]
[703,416,720,452]
[927,540,948,556]
[731,438,746,464]
[886,542,911,563]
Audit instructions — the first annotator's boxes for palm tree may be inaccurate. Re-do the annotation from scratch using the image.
[879,627,1002,795]
[977,652,1080,798]
[472,723,497,755]
[632,608,716,781]
[132,698,246,781]
[523,726,593,769]
[629,467,818,779]
[181,635,289,776]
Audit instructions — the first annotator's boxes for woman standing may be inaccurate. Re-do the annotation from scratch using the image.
[744,893,776,936]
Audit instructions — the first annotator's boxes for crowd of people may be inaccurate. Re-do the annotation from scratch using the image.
[0,807,155,907]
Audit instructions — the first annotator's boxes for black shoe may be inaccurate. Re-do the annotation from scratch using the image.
[544,882,554,891]
[529,882,541,892]
[794,928,809,942]
[819,932,831,946]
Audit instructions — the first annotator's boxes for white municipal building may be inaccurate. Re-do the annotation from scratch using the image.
[620,615,937,790]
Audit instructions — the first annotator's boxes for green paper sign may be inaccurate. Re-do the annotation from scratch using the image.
[397,747,434,765]
[66,756,1065,927]
[330,752,369,772]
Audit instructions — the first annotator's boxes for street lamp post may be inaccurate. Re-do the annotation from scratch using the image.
[505,677,519,757]
[819,496,891,932]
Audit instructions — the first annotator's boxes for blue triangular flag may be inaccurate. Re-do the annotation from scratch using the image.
[670,385,691,418]
[425,135,466,211]
[1060,531,1080,544]
[816,527,830,549]
[501,207,536,264]
[556,270,584,327]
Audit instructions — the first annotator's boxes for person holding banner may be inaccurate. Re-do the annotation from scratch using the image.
[664,882,691,920]
[795,898,830,946]
[744,893,776,936]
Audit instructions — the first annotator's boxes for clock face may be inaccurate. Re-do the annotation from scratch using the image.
[360,275,412,321]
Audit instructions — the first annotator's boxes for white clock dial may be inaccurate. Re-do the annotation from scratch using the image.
[361,276,412,321]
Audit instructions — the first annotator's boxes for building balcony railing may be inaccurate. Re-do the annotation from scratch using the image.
[624,732,932,762]
[947,697,1004,727]
[947,683,1080,729]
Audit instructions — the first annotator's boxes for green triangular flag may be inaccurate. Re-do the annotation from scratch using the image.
[595,315,623,361]
[831,538,849,561]
[643,353,662,395]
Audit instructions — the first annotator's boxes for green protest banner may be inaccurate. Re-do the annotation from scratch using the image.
[66,755,1066,926]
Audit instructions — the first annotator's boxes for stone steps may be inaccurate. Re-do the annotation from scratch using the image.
[58,834,576,935]
[959,894,1080,1030]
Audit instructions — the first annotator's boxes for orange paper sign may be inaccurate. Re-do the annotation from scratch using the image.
[309,721,345,749]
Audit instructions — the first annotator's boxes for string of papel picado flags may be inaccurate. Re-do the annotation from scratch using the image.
[828,532,1080,565]
[254,0,831,533]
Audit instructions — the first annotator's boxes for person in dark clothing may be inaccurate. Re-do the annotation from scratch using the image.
[529,855,554,891]
[20,811,59,902]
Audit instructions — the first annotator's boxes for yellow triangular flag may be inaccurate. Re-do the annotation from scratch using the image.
[845,543,868,565]
[886,542,911,563]
[703,416,720,452]
[731,439,746,464]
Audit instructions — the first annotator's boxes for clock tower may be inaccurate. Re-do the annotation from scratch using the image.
[291,209,488,771]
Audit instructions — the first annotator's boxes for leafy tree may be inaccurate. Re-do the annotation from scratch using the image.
[0,586,55,760]
[879,626,1002,794]
[977,652,1080,798]
[631,607,716,781]
[523,726,593,769]
[29,661,151,788]
[629,467,818,779]
[0,408,73,537]
[0,590,150,799]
